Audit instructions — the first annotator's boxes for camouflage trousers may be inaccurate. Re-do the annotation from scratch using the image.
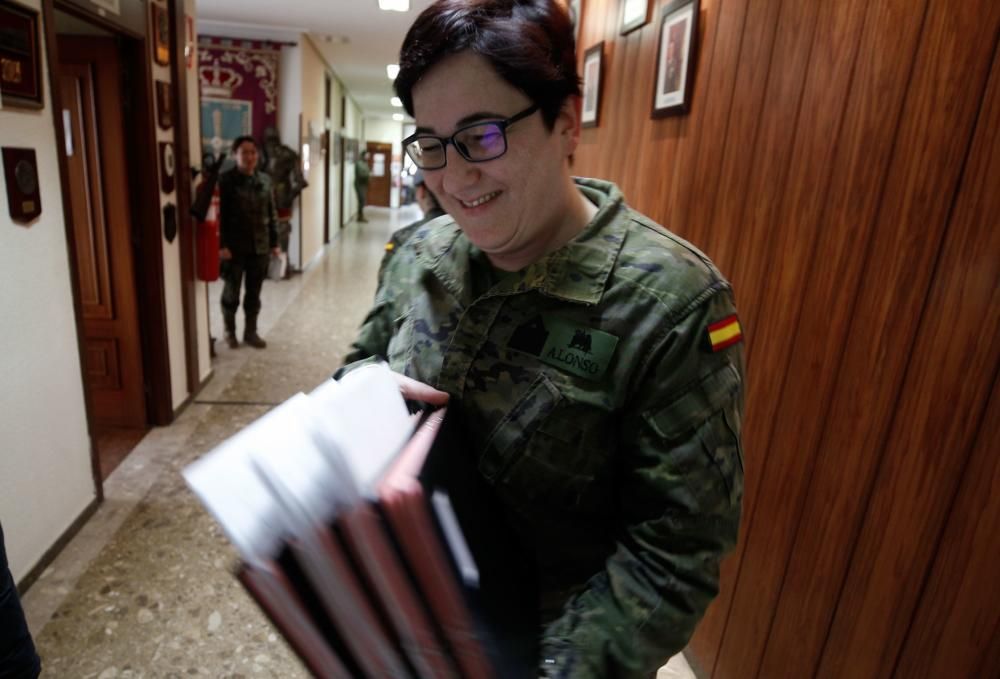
[220,253,269,328]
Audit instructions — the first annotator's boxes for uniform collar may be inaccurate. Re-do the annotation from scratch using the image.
[413,178,629,306]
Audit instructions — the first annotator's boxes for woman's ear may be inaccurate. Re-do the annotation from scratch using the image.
[557,95,584,157]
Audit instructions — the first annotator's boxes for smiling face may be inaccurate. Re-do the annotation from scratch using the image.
[412,51,585,270]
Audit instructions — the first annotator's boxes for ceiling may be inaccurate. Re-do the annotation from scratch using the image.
[196,0,438,120]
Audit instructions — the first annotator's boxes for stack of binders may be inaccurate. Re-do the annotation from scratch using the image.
[183,364,536,678]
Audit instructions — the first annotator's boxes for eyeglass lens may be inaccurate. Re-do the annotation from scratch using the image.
[407,121,508,168]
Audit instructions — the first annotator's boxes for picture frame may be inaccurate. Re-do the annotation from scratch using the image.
[581,42,604,129]
[652,0,699,118]
[619,0,649,36]
[150,1,170,66]
[156,79,173,129]
[0,0,43,109]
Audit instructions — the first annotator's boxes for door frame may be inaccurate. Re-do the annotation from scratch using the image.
[42,0,179,496]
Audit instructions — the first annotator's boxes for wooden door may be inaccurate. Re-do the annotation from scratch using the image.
[59,36,146,429]
[366,141,392,207]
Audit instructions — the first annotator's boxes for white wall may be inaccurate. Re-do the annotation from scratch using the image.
[153,50,188,410]
[0,0,95,582]
[342,97,363,221]
[186,0,211,383]
[277,44,302,269]
[364,118,404,207]
[298,36,328,268]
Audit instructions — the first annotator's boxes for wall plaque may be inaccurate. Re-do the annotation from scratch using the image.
[0,0,43,109]
[159,141,175,193]
[2,147,41,223]
[156,79,173,129]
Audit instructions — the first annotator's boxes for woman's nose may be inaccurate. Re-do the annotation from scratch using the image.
[440,145,480,193]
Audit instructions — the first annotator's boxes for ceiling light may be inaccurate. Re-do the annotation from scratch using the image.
[386,64,400,80]
[391,96,403,107]
[392,113,404,121]
[378,0,409,11]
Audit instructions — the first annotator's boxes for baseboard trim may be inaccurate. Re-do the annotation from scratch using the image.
[172,369,215,419]
[16,497,101,596]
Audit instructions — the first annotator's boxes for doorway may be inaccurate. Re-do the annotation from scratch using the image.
[55,12,149,481]
[366,141,392,207]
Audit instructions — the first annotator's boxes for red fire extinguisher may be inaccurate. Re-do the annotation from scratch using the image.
[192,154,226,282]
[196,185,220,281]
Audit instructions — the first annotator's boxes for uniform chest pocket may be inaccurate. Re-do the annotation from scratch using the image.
[477,374,615,518]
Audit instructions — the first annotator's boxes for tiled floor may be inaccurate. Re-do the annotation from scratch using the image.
[21,206,695,679]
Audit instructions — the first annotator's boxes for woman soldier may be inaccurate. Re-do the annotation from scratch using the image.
[341,1,745,676]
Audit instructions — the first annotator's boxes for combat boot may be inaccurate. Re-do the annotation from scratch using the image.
[244,315,267,349]
[223,312,239,349]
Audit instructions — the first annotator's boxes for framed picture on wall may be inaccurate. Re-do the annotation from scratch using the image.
[0,0,43,109]
[150,1,170,66]
[652,0,699,118]
[581,42,604,128]
[619,0,649,35]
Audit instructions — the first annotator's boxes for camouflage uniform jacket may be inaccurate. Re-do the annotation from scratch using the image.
[341,178,745,678]
[218,168,278,256]
[376,207,447,288]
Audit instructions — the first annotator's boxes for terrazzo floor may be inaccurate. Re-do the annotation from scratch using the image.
[20,207,696,679]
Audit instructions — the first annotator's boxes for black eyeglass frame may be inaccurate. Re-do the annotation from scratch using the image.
[402,103,541,170]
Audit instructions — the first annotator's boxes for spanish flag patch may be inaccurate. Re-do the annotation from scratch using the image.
[708,315,743,352]
[384,241,395,252]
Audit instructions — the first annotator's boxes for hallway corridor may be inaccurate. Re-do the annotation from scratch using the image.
[19,205,694,678]
[22,207,409,677]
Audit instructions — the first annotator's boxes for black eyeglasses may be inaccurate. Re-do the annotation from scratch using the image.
[402,104,540,170]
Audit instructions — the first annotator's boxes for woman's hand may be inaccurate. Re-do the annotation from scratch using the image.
[392,372,450,406]
[219,247,233,261]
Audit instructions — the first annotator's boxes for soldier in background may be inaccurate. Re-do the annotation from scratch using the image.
[218,136,279,350]
[340,1,745,676]
[354,150,370,223]
[376,170,445,286]
[261,127,308,271]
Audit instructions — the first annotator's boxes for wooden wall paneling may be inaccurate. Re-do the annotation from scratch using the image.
[709,3,870,677]
[689,2,823,674]
[684,0,787,666]
[620,29,649,201]
[625,2,665,220]
[699,0,781,313]
[723,0,819,341]
[677,0,748,264]
[656,0,711,236]
[754,1,934,676]
[575,0,608,168]
[893,376,1000,677]
[609,30,643,192]
[814,12,1000,671]
[631,0,674,223]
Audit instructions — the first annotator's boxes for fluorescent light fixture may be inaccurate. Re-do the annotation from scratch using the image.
[386,64,400,80]
[390,96,403,107]
[392,113,404,121]
[378,0,409,11]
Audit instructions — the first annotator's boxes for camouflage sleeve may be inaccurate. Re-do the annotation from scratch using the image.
[338,245,418,374]
[540,288,745,678]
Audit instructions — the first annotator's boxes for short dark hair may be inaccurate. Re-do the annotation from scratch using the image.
[395,0,580,130]
[231,135,257,152]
